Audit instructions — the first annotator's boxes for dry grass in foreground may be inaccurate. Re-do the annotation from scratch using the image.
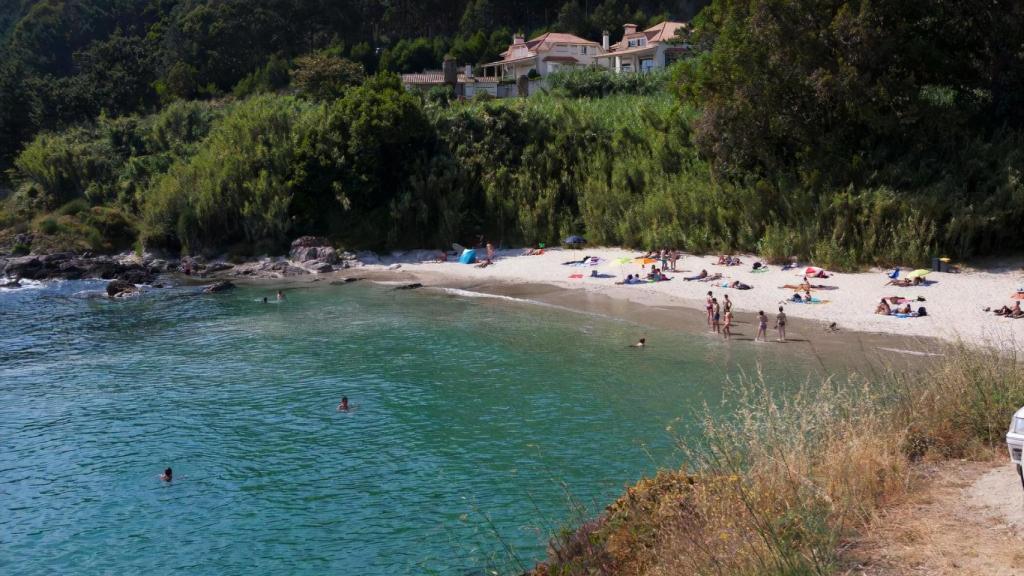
[530,344,1024,576]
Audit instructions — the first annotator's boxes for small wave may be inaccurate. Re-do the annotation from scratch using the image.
[0,278,49,292]
[435,287,539,305]
[876,347,944,357]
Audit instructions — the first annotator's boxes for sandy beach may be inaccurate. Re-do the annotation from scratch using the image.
[351,247,1024,351]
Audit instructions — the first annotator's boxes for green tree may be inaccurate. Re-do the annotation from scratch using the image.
[290,52,364,101]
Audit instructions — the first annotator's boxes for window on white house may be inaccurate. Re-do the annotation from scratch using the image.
[641,58,655,72]
[580,46,588,55]
[627,38,646,48]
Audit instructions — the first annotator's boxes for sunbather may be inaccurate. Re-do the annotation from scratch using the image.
[729,280,752,290]
[886,278,912,287]
[875,298,892,315]
[698,273,723,282]
[996,302,1022,317]
[685,269,708,281]
[562,255,591,265]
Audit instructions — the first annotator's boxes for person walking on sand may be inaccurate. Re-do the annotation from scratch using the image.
[722,309,733,340]
[755,310,768,342]
[706,291,714,329]
[712,298,721,334]
[774,306,787,342]
[660,249,668,272]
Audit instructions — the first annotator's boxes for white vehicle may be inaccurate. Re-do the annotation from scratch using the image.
[1009,406,1024,489]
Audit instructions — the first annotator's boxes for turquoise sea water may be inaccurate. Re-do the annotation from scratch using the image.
[1,280,824,575]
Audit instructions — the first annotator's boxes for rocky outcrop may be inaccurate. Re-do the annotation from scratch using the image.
[229,258,310,278]
[290,236,338,264]
[203,280,235,293]
[106,279,138,297]
[1,252,162,284]
[287,236,343,274]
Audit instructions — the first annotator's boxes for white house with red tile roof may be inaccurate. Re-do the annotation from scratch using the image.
[481,32,603,81]
[594,21,691,73]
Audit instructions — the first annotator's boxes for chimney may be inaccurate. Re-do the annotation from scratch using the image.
[513,33,525,45]
[602,30,610,51]
[443,57,457,86]
[623,23,638,35]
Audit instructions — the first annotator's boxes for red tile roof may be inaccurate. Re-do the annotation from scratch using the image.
[610,21,688,52]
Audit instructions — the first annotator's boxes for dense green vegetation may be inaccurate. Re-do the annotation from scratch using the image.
[2,0,1023,269]
[0,0,708,172]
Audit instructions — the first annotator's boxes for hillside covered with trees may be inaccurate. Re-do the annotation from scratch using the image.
[1,0,1023,269]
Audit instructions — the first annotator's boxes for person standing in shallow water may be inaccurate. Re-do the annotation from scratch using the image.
[775,306,787,342]
[705,291,714,329]
[755,310,768,342]
[712,298,721,334]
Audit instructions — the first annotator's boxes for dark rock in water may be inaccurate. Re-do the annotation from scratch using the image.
[3,256,43,279]
[203,280,235,293]
[329,277,362,285]
[2,279,22,288]
[106,279,138,297]
[395,283,423,290]
[119,267,155,285]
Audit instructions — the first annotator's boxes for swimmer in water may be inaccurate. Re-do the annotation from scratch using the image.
[160,467,172,482]
[631,338,646,348]
[337,396,349,411]
[262,297,268,303]
[276,290,285,301]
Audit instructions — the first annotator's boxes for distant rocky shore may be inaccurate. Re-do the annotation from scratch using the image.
[0,236,373,292]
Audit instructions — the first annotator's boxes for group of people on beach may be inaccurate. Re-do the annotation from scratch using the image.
[640,249,682,272]
[993,300,1023,318]
[703,290,787,342]
[875,296,928,317]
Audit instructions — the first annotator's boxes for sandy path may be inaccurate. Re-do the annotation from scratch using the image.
[366,248,1024,350]
[843,460,1024,575]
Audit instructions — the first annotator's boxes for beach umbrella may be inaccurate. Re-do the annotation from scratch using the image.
[805,266,823,276]
[907,269,931,279]
[634,258,657,265]
[613,257,633,265]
